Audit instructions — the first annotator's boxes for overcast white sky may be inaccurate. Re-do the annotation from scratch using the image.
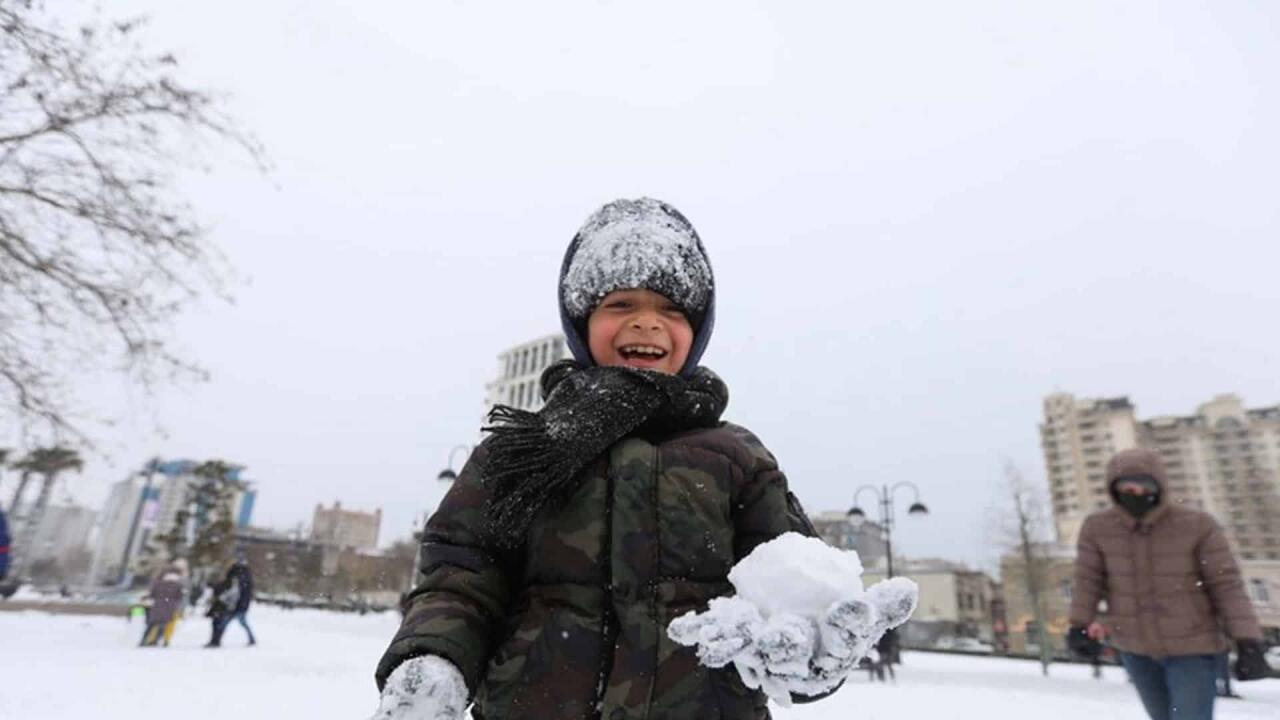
[27,0,1280,570]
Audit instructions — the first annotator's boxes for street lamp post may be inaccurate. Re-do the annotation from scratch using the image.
[436,445,473,483]
[847,482,929,579]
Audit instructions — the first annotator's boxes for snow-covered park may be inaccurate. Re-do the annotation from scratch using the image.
[2,604,1277,719]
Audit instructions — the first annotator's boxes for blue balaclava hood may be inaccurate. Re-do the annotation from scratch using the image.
[558,198,716,376]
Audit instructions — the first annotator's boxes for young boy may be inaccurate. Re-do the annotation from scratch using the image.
[372,198,871,719]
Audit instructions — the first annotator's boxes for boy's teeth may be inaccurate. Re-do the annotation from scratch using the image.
[621,345,666,357]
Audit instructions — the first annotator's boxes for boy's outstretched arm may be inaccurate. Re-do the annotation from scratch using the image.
[722,424,842,704]
[375,445,515,699]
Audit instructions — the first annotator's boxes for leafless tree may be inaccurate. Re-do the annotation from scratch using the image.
[0,2,265,442]
[988,460,1056,675]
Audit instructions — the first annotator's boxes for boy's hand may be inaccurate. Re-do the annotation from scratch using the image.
[670,577,918,707]
[369,655,468,720]
[668,596,764,668]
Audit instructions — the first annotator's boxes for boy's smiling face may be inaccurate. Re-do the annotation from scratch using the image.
[587,288,693,375]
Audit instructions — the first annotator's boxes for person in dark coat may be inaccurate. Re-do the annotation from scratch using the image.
[870,628,899,682]
[1066,448,1272,720]
[369,199,912,720]
[205,557,256,647]
[141,564,186,647]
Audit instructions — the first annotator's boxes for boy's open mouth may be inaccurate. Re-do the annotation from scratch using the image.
[617,344,668,361]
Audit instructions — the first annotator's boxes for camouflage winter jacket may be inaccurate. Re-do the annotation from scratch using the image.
[376,423,819,720]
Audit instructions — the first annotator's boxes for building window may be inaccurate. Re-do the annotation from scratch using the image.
[1250,579,1271,603]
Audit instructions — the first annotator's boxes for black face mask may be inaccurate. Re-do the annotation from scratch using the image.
[1116,491,1160,518]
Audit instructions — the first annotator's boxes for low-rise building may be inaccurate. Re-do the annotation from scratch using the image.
[311,501,381,551]
[1241,559,1280,645]
[236,526,413,608]
[998,544,1077,655]
[809,511,887,569]
[864,558,998,647]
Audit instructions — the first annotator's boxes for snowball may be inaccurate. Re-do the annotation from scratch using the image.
[728,532,865,619]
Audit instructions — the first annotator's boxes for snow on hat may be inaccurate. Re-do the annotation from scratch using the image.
[558,197,716,375]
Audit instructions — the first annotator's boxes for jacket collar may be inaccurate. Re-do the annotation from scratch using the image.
[1103,502,1172,532]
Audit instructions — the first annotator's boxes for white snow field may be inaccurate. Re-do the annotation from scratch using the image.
[2,605,1277,720]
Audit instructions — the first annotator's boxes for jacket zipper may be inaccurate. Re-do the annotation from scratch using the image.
[592,464,619,719]
[1135,522,1167,658]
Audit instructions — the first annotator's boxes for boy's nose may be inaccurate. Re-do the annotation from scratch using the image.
[630,315,661,331]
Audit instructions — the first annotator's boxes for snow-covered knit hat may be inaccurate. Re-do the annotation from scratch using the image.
[558,197,716,375]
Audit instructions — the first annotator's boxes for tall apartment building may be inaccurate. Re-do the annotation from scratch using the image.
[88,461,256,585]
[1040,393,1280,561]
[311,501,381,551]
[1040,394,1140,544]
[26,504,96,566]
[483,333,567,416]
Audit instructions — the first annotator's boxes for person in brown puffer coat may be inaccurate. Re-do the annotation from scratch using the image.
[1067,448,1271,720]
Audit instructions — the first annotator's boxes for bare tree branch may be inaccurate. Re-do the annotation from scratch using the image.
[0,2,267,444]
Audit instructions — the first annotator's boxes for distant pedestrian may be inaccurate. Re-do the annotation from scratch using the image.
[0,505,10,582]
[141,563,186,647]
[870,627,899,682]
[1066,448,1273,720]
[205,556,255,647]
[163,558,191,641]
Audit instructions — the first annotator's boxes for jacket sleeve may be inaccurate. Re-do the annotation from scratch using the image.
[1195,515,1263,641]
[1068,516,1106,626]
[725,424,837,705]
[725,424,818,561]
[374,445,516,696]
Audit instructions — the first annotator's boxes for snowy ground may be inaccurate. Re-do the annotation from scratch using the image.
[2,605,1277,719]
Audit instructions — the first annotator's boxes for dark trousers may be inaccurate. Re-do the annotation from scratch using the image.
[209,609,256,646]
[1120,652,1217,720]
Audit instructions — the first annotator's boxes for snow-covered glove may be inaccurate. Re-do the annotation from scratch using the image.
[667,596,765,668]
[754,578,916,705]
[669,577,918,707]
[736,611,821,703]
[369,655,469,720]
